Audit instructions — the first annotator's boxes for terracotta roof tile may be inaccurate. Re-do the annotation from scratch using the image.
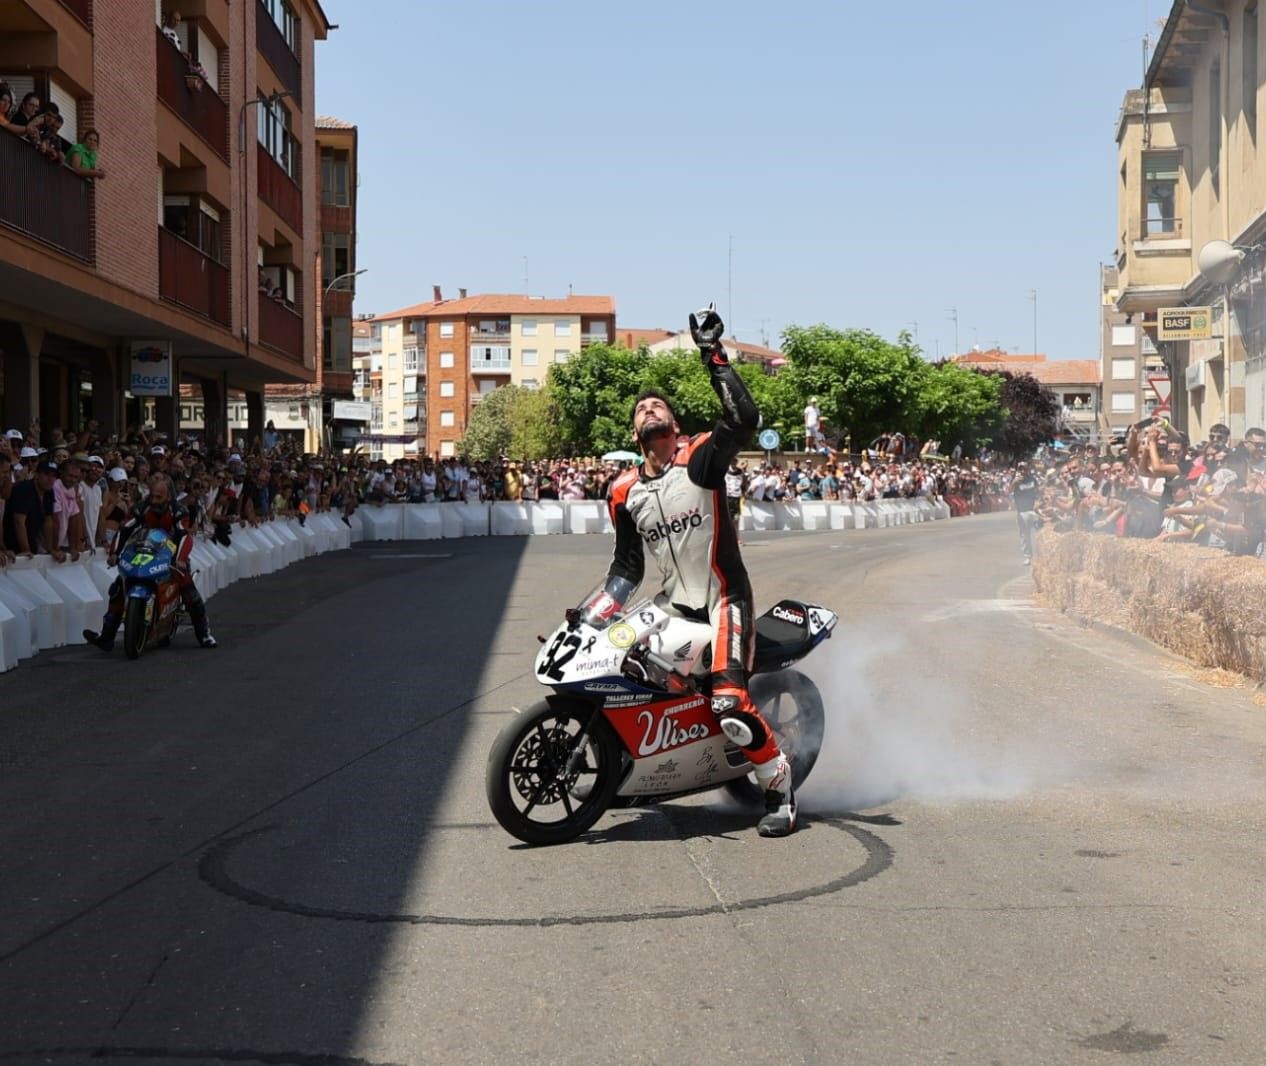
[316,115,356,130]
[953,351,1101,386]
[373,293,614,321]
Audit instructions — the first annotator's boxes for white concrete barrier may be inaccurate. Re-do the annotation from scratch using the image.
[43,560,107,645]
[403,504,444,540]
[0,578,36,661]
[359,505,404,542]
[0,596,19,672]
[491,502,531,536]
[85,555,116,598]
[189,541,221,599]
[776,501,804,531]
[829,504,855,531]
[290,517,319,558]
[528,501,565,535]
[347,511,366,543]
[4,557,67,649]
[566,500,610,534]
[747,500,778,531]
[800,501,831,531]
[229,526,264,580]
[271,520,304,567]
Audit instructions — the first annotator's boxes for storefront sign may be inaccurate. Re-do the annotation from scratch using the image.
[332,400,372,421]
[128,340,173,396]
[1158,307,1213,341]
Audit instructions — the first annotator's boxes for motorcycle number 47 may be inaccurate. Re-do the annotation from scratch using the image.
[539,631,582,681]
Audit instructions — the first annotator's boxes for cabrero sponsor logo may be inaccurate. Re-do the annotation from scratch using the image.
[641,508,703,543]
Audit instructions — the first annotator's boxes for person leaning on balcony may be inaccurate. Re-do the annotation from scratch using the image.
[34,109,65,165]
[6,92,41,136]
[0,83,20,136]
[67,129,105,180]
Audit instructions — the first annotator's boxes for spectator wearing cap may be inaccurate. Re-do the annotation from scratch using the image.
[80,456,106,547]
[2,460,60,559]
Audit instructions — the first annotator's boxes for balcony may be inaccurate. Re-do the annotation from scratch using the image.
[57,0,92,25]
[155,28,229,161]
[0,130,92,262]
[1062,406,1098,424]
[258,292,304,362]
[581,332,609,346]
[470,344,508,374]
[257,142,302,233]
[256,0,302,105]
[159,226,230,327]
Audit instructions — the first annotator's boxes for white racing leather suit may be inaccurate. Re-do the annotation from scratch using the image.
[605,355,781,767]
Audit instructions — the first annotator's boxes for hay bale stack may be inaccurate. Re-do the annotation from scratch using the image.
[1032,530,1266,682]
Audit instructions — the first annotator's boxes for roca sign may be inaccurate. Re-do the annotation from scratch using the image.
[129,340,173,397]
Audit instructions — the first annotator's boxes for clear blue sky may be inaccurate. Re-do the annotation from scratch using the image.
[316,0,1160,361]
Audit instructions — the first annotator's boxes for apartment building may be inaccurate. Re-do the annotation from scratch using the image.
[1114,0,1266,440]
[0,0,331,445]
[1099,264,1169,437]
[370,291,616,459]
[264,113,361,451]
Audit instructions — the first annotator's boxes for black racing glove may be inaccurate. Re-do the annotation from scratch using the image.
[689,304,727,367]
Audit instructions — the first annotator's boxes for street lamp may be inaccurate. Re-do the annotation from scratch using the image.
[238,89,294,155]
[325,268,367,295]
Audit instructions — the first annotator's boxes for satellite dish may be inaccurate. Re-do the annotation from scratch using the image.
[1197,240,1245,285]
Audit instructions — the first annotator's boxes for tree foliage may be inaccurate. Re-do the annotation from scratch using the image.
[507,386,562,459]
[980,370,1061,459]
[458,385,526,461]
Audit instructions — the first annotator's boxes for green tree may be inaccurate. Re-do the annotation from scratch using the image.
[458,384,525,461]
[547,343,650,454]
[910,362,1003,448]
[508,386,562,459]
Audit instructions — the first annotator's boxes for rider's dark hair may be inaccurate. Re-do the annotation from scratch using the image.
[630,388,676,425]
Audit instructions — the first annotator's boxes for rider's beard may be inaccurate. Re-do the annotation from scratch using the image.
[636,419,673,448]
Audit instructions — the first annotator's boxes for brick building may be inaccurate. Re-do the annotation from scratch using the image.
[0,0,332,445]
[369,291,616,459]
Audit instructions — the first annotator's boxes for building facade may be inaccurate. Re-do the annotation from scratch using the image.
[950,351,1103,440]
[1099,264,1169,437]
[0,0,331,446]
[369,291,616,459]
[1115,0,1266,440]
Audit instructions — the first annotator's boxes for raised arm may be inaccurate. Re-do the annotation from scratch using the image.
[686,305,760,488]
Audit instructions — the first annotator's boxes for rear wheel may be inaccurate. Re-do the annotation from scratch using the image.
[123,598,150,661]
[486,697,623,846]
[723,670,825,806]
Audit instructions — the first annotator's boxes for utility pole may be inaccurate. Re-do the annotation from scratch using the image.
[1027,289,1038,354]
[945,308,959,355]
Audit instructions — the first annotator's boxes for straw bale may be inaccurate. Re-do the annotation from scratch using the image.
[1032,530,1266,683]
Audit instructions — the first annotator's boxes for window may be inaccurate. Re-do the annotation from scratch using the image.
[522,378,539,390]
[1247,5,1259,142]
[479,379,497,395]
[387,353,398,370]
[521,348,538,366]
[320,148,350,206]
[554,320,572,337]
[1211,59,1222,196]
[321,232,350,288]
[163,195,223,262]
[322,316,352,372]
[1111,357,1136,380]
[440,411,455,428]
[1111,325,1136,347]
[440,322,454,338]
[521,319,537,337]
[257,94,296,178]
[440,440,456,457]
[1111,392,1137,414]
[404,348,419,371]
[1143,152,1180,235]
[388,382,398,398]
[440,381,455,398]
[260,0,299,53]
[389,414,398,428]
[439,351,454,368]
[554,349,570,363]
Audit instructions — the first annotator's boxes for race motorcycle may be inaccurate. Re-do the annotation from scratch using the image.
[116,527,183,660]
[486,591,837,845]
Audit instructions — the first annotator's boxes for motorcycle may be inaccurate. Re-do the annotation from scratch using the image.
[116,527,183,660]
[486,591,838,845]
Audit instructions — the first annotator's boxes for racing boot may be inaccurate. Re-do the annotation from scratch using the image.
[187,598,217,649]
[83,611,121,653]
[753,752,797,837]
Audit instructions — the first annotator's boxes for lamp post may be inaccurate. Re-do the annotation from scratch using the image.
[316,269,368,454]
[325,268,367,296]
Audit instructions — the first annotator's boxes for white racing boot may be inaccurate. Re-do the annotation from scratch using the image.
[752,752,796,837]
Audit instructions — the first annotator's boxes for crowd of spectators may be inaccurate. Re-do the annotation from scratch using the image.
[1011,418,1266,561]
[0,81,105,180]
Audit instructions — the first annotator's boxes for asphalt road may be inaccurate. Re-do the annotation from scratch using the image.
[1,513,1264,1065]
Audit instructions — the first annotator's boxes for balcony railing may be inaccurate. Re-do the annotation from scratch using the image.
[257,142,302,232]
[470,353,512,373]
[57,0,92,26]
[155,28,229,161]
[581,332,609,345]
[259,292,304,361]
[0,130,92,261]
[256,0,302,105]
[159,226,230,326]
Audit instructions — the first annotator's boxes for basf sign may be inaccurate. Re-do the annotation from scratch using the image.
[129,340,173,397]
[1157,307,1213,341]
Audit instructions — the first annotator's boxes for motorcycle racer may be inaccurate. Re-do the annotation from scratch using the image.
[84,471,217,651]
[601,305,796,836]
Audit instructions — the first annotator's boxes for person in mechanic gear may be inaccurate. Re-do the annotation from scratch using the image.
[602,304,796,836]
[84,472,217,651]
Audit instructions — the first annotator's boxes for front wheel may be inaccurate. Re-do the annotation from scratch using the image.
[123,597,150,661]
[486,696,624,846]
[723,670,825,806]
